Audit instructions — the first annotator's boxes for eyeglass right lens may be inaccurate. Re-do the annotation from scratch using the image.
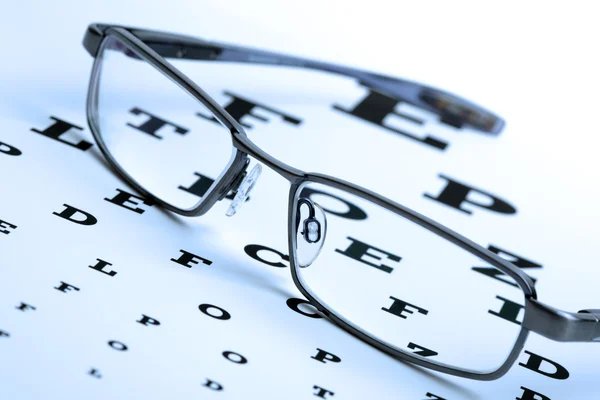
[291,181,527,375]
[91,35,236,211]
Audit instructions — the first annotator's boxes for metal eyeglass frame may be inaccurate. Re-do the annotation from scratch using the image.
[82,23,599,381]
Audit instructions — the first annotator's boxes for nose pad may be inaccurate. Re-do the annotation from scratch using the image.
[226,164,262,217]
[295,198,327,268]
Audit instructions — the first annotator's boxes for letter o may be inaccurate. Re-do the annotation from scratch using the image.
[222,351,248,364]
[301,187,367,220]
[108,340,128,351]
[199,303,231,320]
[0,141,21,156]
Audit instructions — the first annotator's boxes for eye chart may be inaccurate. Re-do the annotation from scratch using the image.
[0,2,598,399]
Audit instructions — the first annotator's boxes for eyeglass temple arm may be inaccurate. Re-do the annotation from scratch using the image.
[524,297,600,342]
[83,23,505,135]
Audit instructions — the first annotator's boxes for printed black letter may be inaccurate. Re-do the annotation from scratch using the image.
[197,91,302,129]
[425,393,446,400]
[335,237,400,273]
[137,315,161,327]
[108,340,128,351]
[89,258,117,277]
[245,244,289,268]
[311,348,341,364]
[313,385,335,398]
[488,295,524,325]
[424,175,516,215]
[408,342,438,357]
[0,141,21,156]
[31,116,92,151]
[301,187,367,221]
[0,219,17,235]
[54,281,80,293]
[171,249,213,268]
[517,386,551,400]
[382,297,429,320]
[333,87,447,150]
[89,368,102,379]
[16,302,36,312]
[53,204,98,226]
[519,350,569,380]
[286,298,323,319]
[104,189,154,214]
[178,172,237,200]
[473,245,541,287]
[126,107,188,139]
[203,379,223,391]
[222,351,248,364]
[199,304,231,320]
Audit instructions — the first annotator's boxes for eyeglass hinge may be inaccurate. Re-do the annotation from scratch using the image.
[524,297,599,342]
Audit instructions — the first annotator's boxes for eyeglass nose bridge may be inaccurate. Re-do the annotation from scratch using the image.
[226,162,262,217]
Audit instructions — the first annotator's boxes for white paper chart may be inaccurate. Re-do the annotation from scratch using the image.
[1,2,599,399]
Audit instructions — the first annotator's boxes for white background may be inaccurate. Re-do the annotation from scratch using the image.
[2,0,598,236]
[0,1,599,399]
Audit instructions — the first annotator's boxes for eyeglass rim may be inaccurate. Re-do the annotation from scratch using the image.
[86,27,250,217]
[84,25,538,381]
[287,175,535,381]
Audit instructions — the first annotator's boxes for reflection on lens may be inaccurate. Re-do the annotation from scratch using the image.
[93,35,235,210]
[292,182,526,374]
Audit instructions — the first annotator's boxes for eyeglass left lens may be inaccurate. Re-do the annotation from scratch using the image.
[90,35,236,211]
[290,181,528,376]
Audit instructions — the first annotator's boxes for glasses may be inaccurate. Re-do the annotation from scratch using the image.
[82,23,599,381]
